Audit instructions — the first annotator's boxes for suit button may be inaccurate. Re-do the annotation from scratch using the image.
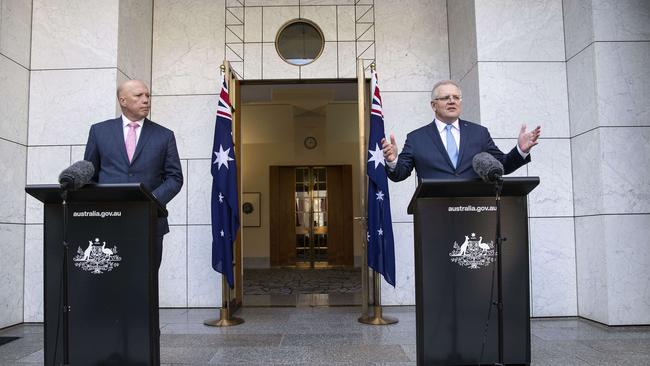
[454,173,460,177]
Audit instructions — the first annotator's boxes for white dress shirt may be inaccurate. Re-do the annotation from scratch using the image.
[122,115,144,145]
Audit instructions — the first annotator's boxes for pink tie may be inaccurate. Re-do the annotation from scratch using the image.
[126,122,140,163]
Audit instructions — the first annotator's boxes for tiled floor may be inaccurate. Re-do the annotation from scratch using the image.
[1,306,649,365]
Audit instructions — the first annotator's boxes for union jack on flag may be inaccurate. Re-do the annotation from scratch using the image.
[366,69,396,286]
[211,71,239,288]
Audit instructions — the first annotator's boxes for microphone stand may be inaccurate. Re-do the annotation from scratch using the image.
[60,188,71,366]
[493,177,504,366]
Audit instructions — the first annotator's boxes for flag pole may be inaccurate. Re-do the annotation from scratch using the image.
[204,276,244,327]
[358,62,398,326]
[355,58,370,318]
[204,63,244,328]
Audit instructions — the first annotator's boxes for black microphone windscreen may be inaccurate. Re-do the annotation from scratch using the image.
[58,160,95,190]
[472,152,504,183]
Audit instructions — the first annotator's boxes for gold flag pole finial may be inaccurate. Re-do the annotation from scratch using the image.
[220,64,226,72]
[370,62,376,71]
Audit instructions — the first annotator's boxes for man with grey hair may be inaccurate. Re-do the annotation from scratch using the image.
[382,80,541,181]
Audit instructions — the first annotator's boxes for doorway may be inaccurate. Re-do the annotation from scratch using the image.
[239,80,363,306]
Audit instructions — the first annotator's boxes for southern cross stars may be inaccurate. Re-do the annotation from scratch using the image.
[368,143,385,169]
[376,190,384,201]
[213,144,234,170]
[218,192,224,203]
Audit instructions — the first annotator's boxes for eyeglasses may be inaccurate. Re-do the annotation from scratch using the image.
[433,95,462,102]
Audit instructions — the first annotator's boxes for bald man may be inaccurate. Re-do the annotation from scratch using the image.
[84,80,183,268]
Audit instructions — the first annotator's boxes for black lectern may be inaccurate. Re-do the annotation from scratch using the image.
[26,183,166,366]
[407,178,539,366]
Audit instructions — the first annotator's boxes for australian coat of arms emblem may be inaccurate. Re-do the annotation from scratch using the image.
[73,238,122,274]
[449,233,495,269]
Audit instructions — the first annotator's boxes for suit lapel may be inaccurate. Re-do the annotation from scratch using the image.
[426,121,456,170]
[130,118,153,164]
[456,119,471,168]
[111,118,130,165]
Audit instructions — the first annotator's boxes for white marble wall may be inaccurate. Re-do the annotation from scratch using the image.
[22,0,156,322]
[449,0,578,317]
[0,0,30,329]
[565,0,650,325]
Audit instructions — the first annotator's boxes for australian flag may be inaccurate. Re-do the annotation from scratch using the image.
[211,71,239,289]
[367,70,396,286]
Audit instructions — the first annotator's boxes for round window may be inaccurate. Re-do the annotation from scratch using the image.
[275,20,324,66]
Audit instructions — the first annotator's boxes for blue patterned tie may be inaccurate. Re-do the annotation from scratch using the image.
[445,124,458,168]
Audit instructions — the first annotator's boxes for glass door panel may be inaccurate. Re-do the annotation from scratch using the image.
[295,167,328,267]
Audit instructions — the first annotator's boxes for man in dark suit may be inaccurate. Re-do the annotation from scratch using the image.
[382,80,541,181]
[84,79,183,268]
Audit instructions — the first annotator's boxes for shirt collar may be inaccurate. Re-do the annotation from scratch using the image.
[434,118,459,133]
[122,115,144,128]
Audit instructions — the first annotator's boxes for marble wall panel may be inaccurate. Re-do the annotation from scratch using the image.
[594,42,650,128]
[70,145,86,162]
[0,223,25,328]
[529,217,577,317]
[381,91,433,223]
[493,138,529,178]
[28,69,118,146]
[300,41,337,79]
[602,214,650,325]
[457,64,480,123]
[262,6,299,42]
[0,0,32,67]
[571,129,602,216]
[31,0,118,69]
[262,43,300,79]
[592,0,650,42]
[598,127,650,214]
[244,43,263,79]
[159,226,188,307]
[0,140,26,223]
[187,225,221,307]
[300,6,336,41]
[475,0,565,61]
[117,0,153,82]
[526,139,573,217]
[0,56,29,144]
[375,0,448,92]
[187,159,212,225]
[301,0,354,4]
[26,146,72,224]
[166,160,188,226]
[447,0,477,81]
[562,0,594,59]
[336,6,355,41]
[24,224,43,322]
[152,0,225,95]
[337,42,356,79]
[566,44,597,136]
[575,215,609,323]
[150,95,217,159]
[381,222,415,305]
[246,0,298,6]
[478,62,570,139]
[244,7,262,43]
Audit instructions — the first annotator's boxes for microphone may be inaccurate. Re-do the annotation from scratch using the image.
[472,152,504,184]
[58,160,95,191]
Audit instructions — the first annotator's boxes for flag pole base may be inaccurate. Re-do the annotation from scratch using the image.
[358,306,398,325]
[358,314,398,325]
[204,308,244,327]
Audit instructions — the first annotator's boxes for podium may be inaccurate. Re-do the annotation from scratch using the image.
[26,183,166,366]
[407,178,539,366]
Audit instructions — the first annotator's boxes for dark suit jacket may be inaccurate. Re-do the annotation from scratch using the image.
[84,117,184,235]
[387,119,530,182]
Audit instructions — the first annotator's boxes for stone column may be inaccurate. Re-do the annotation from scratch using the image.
[0,0,31,329]
[448,0,577,317]
[565,0,650,325]
[24,0,153,322]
